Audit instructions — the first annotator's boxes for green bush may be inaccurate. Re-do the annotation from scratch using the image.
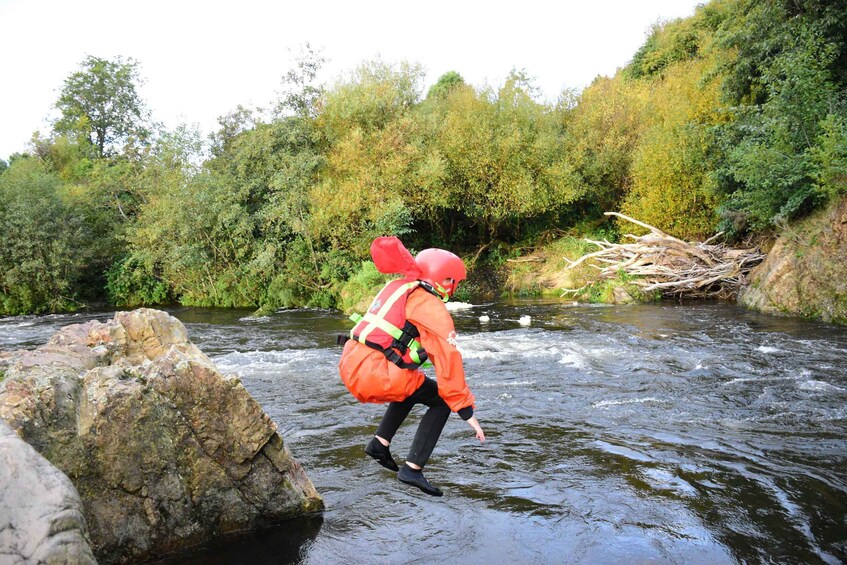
[0,158,85,314]
[337,261,388,313]
[105,254,169,307]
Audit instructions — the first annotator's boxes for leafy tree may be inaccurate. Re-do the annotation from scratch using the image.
[275,42,326,119]
[422,71,580,245]
[564,75,647,216]
[426,71,465,99]
[53,55,151,158]
[0,158,86,314]
[621,52,727,239]
[714,0,847,232]
[310,60,425,256]
[210,104,259,157]
[319,59,425,139]
[627,18,701,79]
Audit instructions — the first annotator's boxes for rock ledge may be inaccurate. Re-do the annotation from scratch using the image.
[0,308,322,563]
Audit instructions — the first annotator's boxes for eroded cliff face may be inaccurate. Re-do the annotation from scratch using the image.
[739,197,847,324]
[0,309,323,563]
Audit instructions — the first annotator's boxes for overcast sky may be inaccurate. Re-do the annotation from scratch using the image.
[0,0,702,161]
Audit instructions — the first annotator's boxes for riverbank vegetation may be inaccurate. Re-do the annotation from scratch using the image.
[1,0,845,315]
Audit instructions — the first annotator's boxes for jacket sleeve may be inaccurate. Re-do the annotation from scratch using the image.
[406,291,476,418]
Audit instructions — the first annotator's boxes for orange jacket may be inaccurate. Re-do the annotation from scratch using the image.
[339,286,475,414]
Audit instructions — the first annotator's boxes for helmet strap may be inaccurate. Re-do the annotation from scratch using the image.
[418,280,450,302]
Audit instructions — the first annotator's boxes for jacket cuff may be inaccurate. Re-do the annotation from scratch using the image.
[457,406,474,420]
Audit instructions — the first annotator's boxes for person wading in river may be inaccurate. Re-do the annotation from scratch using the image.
[338,236,485,496]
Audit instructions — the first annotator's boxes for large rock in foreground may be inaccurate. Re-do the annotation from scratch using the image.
[0,309,322,563]
[0,419,96,564]
[739,197,847,324]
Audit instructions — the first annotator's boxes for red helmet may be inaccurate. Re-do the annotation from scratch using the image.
[415,248,467,301]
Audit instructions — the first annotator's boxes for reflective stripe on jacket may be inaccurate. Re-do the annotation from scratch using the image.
[349,278,428,369]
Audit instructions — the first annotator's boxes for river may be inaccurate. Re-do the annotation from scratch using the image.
[2,300,846,564]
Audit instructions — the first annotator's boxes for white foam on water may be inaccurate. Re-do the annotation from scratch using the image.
[477,380,536,388]
[723,375,795,386]
[237,315,272,323]
[558,351,588,369]
[0,320,37,328]
[796,368,812,379]
[460,332,563,361]
[592,397,667,408]
[446,301,475,311]
[212,349,324,374]
[757,345,781,354]
[799,380,846,392]
[724,377,759,386]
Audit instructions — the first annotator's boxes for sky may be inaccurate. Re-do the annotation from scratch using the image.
[0,0,703,161]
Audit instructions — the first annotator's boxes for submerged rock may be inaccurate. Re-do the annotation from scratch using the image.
[0,308,323,563]
[0,419,96,564]
[739,196,847,324]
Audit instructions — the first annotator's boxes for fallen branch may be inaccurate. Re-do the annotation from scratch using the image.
[561,213,765,299]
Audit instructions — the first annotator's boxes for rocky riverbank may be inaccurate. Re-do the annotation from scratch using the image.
[0,308,323,563]
[497,197,847,324]
[739,196,847,324]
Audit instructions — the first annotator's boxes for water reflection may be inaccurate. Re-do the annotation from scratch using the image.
[150,515,324,565]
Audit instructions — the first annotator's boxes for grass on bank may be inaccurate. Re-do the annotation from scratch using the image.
[501,234,659,304]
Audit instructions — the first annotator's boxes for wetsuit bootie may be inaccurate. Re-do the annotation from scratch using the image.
[365,437,399,471]
[398,464,443,497]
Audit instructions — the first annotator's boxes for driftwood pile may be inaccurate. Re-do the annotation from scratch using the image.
[562,212,766,299]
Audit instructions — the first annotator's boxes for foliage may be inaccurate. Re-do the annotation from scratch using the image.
[105,254,169,306]
[53,55,151,158]
[811,113,847,199]
[319,59,425,139]
[336,261,389,313]
[418,70,581,245]
[621,57,726,239]
[426,71,465,99]
[581,274,660,304]
[627,17,702,79]
[7,0,847,314]
[0,158,85,314]
[310,60,424,259]
[275,42,326,119]
[713,0,847,233]
[564,76,647,215]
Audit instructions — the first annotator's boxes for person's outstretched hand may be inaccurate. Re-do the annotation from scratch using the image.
[467,415,485,442]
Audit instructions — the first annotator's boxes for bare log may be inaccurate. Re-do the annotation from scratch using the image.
[562,213,766,299]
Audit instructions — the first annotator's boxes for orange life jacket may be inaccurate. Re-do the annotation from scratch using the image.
[348,278,430,370]
[339,287,475,411]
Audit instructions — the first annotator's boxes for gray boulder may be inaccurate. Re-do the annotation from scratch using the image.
[0,419,96,564]
[0,308,322,563]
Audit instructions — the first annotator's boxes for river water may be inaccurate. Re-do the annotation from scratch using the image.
[2,300,846,564]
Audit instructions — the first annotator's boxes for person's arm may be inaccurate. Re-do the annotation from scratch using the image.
[466,415,485,442]
[407,292,484,442]
[408,293,474,413]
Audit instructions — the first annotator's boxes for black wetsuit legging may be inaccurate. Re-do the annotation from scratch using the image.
[375,377,450,468]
